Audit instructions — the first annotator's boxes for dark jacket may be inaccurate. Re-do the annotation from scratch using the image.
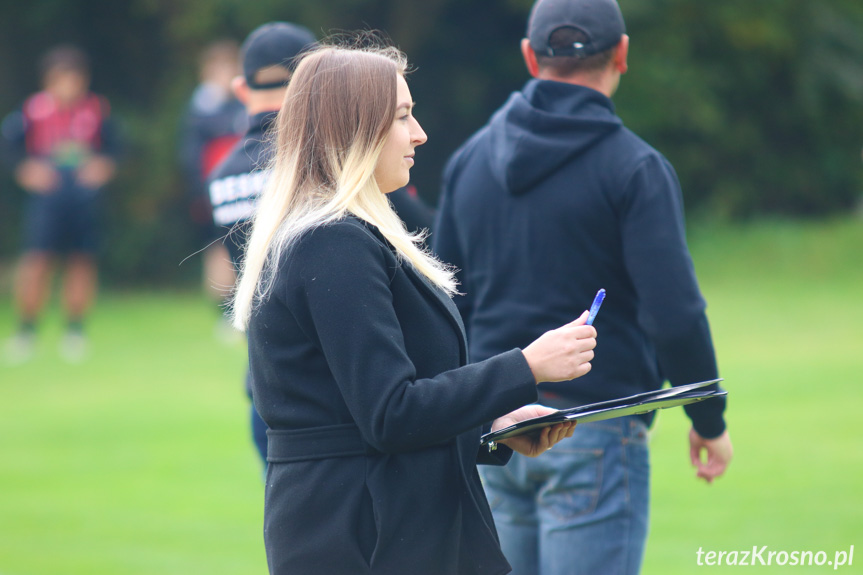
[248,216,538,574]
[433,79,725,438]
[208,110,277,268]
[178,83,247,200]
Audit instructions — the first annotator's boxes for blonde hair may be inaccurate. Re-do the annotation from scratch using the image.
[232,44,456,330]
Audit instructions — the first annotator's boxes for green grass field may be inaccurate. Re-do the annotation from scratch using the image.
[1,217,861,574]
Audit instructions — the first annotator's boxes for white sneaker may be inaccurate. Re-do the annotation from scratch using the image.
[60,331,89,363]
[3,332,36,365]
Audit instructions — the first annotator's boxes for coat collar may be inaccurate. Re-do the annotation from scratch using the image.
[353,217,468,364]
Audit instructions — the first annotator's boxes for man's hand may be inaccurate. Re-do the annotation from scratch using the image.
[15,158,59,194]
[689,428,733,483]
[493,404,576,457]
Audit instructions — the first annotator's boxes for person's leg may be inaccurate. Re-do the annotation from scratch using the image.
[537,416,650,575]
[15,251,55,325]
[480,456,541,575]
[58,252,96,361]
[16,191,62,329]
[62,252,97,324]
[4,251,55,362]
[621,418,650,574]
[58,184,101,356]
[4,190,61,362]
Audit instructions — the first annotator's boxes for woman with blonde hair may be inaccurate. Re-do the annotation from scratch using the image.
[232,42,598,575]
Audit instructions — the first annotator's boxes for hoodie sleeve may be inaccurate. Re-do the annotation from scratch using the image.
[433,155,474,339]
[618,153,726,439]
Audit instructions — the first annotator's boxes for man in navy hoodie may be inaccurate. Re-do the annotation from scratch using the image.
[433,0,733,573]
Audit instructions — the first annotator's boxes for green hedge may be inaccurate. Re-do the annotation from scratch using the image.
[1,0,862,284]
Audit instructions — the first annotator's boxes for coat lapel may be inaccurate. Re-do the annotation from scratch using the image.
[403,260,468,363]
[358,219,468,364]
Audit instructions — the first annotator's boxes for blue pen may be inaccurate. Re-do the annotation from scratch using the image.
[586,289,605,326]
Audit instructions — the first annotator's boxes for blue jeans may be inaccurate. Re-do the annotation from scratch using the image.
[480,416,650,575]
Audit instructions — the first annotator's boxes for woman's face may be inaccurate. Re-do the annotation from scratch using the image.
[374,74,427,194]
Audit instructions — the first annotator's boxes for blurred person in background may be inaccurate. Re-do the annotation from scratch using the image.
[231,41,597,575]
[178,39,247,341]
[1,44,120,363]
[433,0,733,573]
[208,21,318,466]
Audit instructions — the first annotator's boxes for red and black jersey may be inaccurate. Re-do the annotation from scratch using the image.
[1,90,118,169]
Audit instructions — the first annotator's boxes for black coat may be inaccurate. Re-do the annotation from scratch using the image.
[248,216,538,575]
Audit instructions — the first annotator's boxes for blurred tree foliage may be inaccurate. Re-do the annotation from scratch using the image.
[616,0,863,218]
[0,0,861,285]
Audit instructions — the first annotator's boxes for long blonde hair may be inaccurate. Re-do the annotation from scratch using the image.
[232,44,456,330]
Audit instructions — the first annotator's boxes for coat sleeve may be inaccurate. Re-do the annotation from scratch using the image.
[619,154,726,438]
[286,222,538,454]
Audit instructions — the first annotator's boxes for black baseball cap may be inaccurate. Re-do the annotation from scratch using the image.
[527,0,625,58]
[241,22,317,89]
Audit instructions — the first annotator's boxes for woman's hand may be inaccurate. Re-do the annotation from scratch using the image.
[492,404,576,457]
[521,310,597,383]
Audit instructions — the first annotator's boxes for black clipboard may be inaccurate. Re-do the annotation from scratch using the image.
[481,379,726,445]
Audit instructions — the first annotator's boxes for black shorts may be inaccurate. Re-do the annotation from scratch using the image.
[24,184,101,255]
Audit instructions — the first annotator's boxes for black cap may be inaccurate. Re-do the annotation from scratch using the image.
[528,0,625,58]
[241,22,317,90]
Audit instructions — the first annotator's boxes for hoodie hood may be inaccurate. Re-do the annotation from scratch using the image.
[488,79,622,195]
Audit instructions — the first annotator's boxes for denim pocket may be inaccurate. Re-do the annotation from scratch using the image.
[539,447,604,520]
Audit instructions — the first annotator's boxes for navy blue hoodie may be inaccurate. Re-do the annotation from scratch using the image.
[434,79,725,438]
